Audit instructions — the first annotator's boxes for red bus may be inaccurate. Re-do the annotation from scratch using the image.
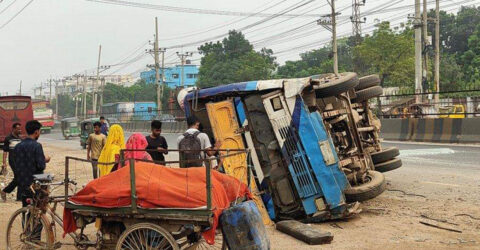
[0,96,34,145]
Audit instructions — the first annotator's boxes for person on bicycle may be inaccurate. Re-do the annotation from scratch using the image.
[13,120,51,207]
[1,123,22,202]
[177,116,221,168]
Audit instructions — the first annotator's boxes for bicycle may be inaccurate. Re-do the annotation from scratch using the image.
[5,173,84,250]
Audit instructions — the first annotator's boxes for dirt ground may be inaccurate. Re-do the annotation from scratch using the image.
[0,141,479,249]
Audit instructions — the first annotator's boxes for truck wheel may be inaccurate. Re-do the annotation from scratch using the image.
[352,86,383,103]
[374,158,402,173]
[344,171,386,202]
[314,72,359,98]
[370,147,400,164]
[355,75,380,91]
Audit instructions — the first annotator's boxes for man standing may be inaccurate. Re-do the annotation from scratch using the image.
[87,122,106,179]
[100,116,109,136]
[13,120,50,207]
[146,120,168,165]
[177,116,220,168]
[1,123,22,201]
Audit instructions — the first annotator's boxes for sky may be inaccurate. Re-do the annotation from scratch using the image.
[0,0,475,96]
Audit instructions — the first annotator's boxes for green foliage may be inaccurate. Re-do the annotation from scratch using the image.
[354,22,415,88]
[197,30,277,88]
[276,39,353,78]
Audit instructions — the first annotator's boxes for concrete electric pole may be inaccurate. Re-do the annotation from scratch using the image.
[94,45,102,115]
[55,80,59,117]
[422,0,429,94]
[331,0,338,76]
[414,0,423,103]
[83,74,87,119]
[317,1,340,76]
[154,17,162,112]
[434,0,440,104]
[176,52,193,87]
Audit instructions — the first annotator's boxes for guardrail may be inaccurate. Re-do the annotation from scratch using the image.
[380,117,480,143]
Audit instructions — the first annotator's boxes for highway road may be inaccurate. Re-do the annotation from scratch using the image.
[2,131,477,248]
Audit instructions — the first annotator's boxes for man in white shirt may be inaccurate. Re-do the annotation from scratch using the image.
[177,116,220,168]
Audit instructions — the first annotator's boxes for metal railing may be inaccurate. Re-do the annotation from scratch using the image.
[372,89,480,118]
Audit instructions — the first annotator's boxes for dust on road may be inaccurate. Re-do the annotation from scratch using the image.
[0,138,479,249]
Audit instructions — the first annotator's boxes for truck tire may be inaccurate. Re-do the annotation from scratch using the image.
[352,86,383,103]
[344,171,386,202]
[355,75,380,91]
[314,72,359,98]
[374,158,402,173]
[370,147,400,164]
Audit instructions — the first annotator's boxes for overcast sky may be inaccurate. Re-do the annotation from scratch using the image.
[0,0,474,95]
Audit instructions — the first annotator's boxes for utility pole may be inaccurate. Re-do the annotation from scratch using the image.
[331,0,338,76]
[154,17,161,113]
[318,1,340,75]
[434,0,440,105]
[176,52,193,87]
[94,45,102,115]
[161,47,165,111]
[414,0,423,103]
[350,0,366,45]
[49,78,53,101]
[100,77,105,113]
[83,74,87,119]
[422,0,429,96]
[55,80,59,117]
[19,81,22,95]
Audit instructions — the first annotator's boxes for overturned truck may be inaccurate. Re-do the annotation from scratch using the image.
[179,73,401,222]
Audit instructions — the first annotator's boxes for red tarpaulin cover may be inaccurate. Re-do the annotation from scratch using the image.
[63,161,251,244]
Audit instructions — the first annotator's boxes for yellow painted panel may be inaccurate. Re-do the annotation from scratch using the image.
[206,100,273,226]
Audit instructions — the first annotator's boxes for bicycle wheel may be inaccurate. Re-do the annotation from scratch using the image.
[6,207,55,249]
[186,230,227,250]
[116,223,180,250]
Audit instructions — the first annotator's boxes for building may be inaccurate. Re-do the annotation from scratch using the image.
[56,74,135,95]
[140,63,199,88]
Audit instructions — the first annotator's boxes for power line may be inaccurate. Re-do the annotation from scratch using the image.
[86,0,319,18]
[0,0,18,15]
[165,0,315,49]
[0,0,34,30]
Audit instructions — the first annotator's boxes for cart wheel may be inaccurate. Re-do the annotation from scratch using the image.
[186,230,227,250]
[116,223,180,250]
[6,207,55,250]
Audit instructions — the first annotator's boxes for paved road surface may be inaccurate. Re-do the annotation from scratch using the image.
[3,131,478,248]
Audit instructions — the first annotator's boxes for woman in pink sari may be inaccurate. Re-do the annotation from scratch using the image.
[123,133,153,164]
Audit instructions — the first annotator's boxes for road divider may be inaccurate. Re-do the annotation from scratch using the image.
[380,117,480,143]
[117,121,187,133]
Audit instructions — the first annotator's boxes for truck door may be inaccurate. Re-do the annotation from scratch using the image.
[206,100,273,225]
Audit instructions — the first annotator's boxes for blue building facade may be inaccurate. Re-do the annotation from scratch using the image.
[140,64,199,88]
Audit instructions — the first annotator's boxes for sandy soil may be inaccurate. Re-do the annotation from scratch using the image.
[0,141,479,249]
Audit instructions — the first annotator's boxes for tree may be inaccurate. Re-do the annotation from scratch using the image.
[354,22,415,88]
[197,30,277,88]
[275,38,354,78]
[460,23,480,87]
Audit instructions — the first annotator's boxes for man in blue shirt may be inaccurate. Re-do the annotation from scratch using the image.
[100,116,109,136]
[14,120,50,207]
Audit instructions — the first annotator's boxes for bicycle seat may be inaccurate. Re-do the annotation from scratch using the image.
[33,173,54,182]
